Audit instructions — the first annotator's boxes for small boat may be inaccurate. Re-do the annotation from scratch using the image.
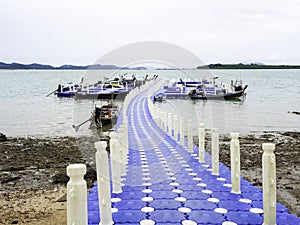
[55,83,79,97]
[89,103,118,129]
[75,85,130,100]
[153,92,167,101]
[154,78,248,101]
[75,79,133,100]
[189,85,248,100]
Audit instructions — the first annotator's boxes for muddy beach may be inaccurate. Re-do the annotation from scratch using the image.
[0,131,299,224]
[203,131,300,216]
[0,136,99,225]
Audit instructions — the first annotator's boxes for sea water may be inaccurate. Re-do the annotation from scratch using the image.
[0,69,299,137]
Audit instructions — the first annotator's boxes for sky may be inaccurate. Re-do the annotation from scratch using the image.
[1,0,300,67]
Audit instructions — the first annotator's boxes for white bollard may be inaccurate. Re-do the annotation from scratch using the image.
[158,109,162,128]
[262,143,276,225]
[211,128,220,175]
[67,164,88,225]
[173,115,178,141]
[179,117,184,145]
[95,141,113,225]
[165,112,168,133]
[230,133,241,194]
[110,132,123,194]
[122,119,129,166]
[187,119,193,152]
[118,126,127,176]
[162,111,166,131]
[168,113,172,136]
[198,123,205,163]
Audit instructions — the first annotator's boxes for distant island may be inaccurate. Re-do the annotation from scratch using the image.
[1,61,300,70]
[197,63,300,69]
[0,62,146,70]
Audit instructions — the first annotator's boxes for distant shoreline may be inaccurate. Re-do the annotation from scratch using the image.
[197,63,300,70]
[1,62,300,70]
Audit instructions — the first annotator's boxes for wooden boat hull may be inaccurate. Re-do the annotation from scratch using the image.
[75,91,129,100]
[189,87,247,100]
[89,104,118,129]
[57,92,75,98]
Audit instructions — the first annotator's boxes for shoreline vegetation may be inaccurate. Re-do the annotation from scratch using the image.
[0,131,299,224]
[1,61,300,70]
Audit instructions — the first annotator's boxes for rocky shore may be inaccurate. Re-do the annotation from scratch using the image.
[201,131,300,217]
[0,131,299,224]
[0,135,99,225]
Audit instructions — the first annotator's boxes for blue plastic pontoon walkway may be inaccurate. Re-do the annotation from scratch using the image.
[87,86,300,225]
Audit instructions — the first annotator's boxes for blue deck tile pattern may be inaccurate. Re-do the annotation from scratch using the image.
[88,84,300,225]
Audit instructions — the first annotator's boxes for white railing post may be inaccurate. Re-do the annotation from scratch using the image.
[179,117,184,145]
[117,126,126,176]
[165,112,168,133]
[95,141,113,225]
[230,133,241,194]
[67,164,87,225]
[122,117,129,166]
[262,143,276,225]
[158,108,162,128]
[187,119,193,152]
[110,132,123,194]
[162,111,166,132]
[198,123,205,163]
[173,114,178,141]
[211,128,220,176]
[168,113,172,136]
[176,116,181,142]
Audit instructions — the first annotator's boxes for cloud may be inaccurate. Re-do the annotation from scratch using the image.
[0,0,299,65]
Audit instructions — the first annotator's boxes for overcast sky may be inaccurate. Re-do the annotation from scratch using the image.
[1,0,300,67]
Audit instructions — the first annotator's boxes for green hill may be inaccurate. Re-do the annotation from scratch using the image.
[197,63,300,69]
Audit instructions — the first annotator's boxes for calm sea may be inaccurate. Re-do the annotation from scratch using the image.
[0,69,299,137]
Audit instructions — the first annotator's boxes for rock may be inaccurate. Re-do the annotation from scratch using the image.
[85,166,97,188]
[52,166,96,187]
[56,194,67,202]
[52,173,69,184]
[1,176,21,184]
[0,132,7,142]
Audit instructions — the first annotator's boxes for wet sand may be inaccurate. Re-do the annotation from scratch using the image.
[0,132,299,224]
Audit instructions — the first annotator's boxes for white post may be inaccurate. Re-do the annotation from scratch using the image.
[158,108,162,128]
[198,123,205,163]
[187,119,193,152]
[168,113,172,136]
[118,126,126,176]
[211,128,220,175]
[95,141,113,225]
[230,133,241,194]
[162,111,166,132]
[110,132,123,194]
[179,117,184,145]
[122,118,129,166]
[165,112,168,133]
[262,143,276,225]
[173,115,178,141]
[67,164,87,225]
[176,115,180,142]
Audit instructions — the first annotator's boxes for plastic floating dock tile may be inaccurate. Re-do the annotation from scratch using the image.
[226,211,263,225]
[87,84,300,225]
